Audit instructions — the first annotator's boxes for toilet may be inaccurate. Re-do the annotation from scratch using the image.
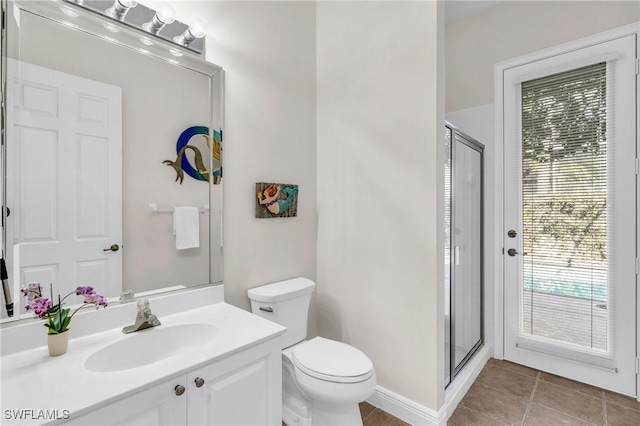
[248,277,376,426]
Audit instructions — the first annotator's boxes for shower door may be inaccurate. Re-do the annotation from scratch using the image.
[445,124,484,386]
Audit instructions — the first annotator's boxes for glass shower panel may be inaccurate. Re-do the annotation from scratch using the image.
[444,127,452,386]
[453,137,483,371]
[445,124,484,386]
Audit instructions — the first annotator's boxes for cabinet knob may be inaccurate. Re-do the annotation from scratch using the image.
[175,385,186,396]
[194,377,205,388]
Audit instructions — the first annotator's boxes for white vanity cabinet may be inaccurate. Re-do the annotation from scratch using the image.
[187,339,282,425]
[62,376,188,426]
[63,339,282,426]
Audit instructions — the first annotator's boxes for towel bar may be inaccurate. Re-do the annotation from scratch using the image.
[148,203,210,216]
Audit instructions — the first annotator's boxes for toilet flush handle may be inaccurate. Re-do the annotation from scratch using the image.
[259,306,273,313]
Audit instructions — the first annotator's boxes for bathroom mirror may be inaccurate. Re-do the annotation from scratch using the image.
[0,0,223,323]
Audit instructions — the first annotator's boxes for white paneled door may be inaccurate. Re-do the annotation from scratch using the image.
[5,60,122,314]
[503,35,637,396]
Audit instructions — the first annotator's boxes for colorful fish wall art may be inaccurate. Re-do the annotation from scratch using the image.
[164,126,222,184]
[256,183,299,218]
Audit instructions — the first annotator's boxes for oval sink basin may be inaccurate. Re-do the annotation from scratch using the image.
[85,323,218,373]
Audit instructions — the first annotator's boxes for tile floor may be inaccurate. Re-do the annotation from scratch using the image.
[282,402,407,426]
[359,401,408,425]
[449,358,640,425]
[287,358,640,425]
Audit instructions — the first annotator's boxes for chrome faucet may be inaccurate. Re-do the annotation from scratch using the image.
[122,299,161,334]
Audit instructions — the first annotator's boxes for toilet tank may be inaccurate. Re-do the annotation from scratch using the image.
[248,277,316,348]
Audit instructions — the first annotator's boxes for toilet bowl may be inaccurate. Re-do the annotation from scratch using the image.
[248,278,377,426]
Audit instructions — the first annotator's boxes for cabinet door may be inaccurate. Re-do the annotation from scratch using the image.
[187,340,282,426]
[64,376,187,426]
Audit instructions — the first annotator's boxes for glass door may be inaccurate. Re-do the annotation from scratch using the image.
[445,124,484,386]
[502,35,637,396]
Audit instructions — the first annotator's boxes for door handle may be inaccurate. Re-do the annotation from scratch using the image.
[507,248,527,257]
[103,244,120,252]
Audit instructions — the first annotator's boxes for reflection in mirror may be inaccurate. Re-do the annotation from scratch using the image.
[0,0,223,323]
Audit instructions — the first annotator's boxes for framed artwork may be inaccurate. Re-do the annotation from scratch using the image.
[256,182,299,218]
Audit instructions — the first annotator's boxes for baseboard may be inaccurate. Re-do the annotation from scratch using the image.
[366,386,446,425]
[366,346,490,425]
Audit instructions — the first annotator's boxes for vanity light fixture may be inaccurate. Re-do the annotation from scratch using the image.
[106,0,138,22]
[174,21,206,47]
[142,2,175,35]
[62,0,206,55]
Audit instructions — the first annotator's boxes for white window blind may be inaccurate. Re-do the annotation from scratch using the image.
[520,62,609,352]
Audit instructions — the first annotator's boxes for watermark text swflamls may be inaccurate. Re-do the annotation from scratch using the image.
[4,409,70,421]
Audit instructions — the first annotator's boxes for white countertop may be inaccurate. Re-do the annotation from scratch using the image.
[0,302,285,425]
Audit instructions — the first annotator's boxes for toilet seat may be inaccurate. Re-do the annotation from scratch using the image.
[292,337,374,383]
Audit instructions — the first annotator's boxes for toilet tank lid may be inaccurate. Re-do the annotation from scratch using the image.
[248,277,316,303]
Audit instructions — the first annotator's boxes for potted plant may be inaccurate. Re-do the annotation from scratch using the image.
[21,283,108,356]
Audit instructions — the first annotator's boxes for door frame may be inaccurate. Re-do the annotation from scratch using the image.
[493,22,640,399]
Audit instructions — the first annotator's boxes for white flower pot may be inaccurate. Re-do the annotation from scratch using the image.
[47,330,70,357]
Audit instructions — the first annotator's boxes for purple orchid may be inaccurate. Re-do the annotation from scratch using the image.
[21,282,108,334]
[83,292,108,308]
[75,286,95,296]
[21,282,44,303]
[25,297,52,319]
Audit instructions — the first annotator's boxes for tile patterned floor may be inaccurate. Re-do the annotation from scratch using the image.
[449,358,640,425]
[359,402,408,426]
[282,402,407,426]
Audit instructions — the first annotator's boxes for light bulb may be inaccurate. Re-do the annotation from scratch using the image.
[142,3,175,35]
[188,21,206,39]
[174,20,206,47]
[106,0,138,21]
[156,3,176,24]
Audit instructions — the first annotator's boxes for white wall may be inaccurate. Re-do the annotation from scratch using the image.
[446,0,640,112]
[168,1,318,335]
[317,0,445,412]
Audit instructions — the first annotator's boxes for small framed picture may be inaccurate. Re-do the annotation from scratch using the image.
[256,182,299,218]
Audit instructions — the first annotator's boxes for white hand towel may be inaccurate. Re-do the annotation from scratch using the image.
[173,206,200,250]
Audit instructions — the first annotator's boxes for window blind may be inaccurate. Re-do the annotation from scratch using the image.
[520,62,609,352]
